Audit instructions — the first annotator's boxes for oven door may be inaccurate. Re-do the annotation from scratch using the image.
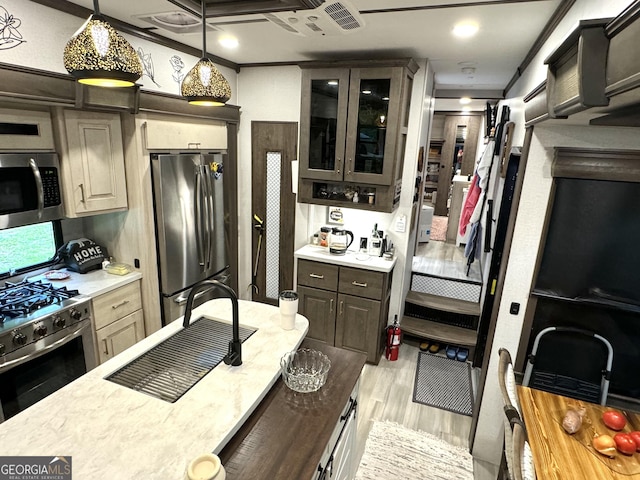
[0,319,96,423]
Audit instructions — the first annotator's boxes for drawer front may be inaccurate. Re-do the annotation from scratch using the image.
[338,267,384,300]
[93,281,142,330]
[297,260,339,291]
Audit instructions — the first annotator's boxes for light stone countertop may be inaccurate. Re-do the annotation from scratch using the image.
[30,268,143,298]
[0,299,309,479]
[295,244,397,273]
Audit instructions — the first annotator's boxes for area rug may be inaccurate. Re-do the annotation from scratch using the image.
[430,215,448,242]
[413,352,473,416]
[355,420,474,480]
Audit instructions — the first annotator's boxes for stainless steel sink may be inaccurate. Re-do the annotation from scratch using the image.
[106,317,255,402]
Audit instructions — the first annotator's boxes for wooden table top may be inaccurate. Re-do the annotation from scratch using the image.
[517,386,640,480]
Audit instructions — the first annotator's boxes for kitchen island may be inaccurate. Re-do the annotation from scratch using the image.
[0,299,308,479]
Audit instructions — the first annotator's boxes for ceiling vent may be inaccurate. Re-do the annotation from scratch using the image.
[264,0,363,36]
[135,11,219,34]
[169,0,326,18]
[323,1,361,31]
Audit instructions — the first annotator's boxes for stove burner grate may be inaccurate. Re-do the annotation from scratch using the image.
[0,279,80,322]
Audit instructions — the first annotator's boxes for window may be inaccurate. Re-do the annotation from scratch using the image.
[0,222,60,276]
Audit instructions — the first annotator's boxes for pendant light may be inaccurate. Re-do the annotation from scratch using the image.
[63,0,142,87]
[181,1,231,106]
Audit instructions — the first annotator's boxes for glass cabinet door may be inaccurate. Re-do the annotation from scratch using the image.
[345,67,403,185]
[299,68,350,181]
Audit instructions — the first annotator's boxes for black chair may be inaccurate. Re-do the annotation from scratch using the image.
[522,327,613,405]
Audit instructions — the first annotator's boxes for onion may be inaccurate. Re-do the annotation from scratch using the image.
[593,433,617,457]
[562,407,586,434]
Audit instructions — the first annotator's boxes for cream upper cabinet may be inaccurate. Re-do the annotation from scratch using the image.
[54,109,128,217]
[0,108,55,150]
[142,116,227,150]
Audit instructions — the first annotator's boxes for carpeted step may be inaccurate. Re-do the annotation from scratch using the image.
[411,272,482,303]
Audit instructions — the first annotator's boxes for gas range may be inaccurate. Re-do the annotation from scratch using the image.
[0,279,92,358]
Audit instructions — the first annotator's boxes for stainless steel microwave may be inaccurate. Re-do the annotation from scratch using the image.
[0,153,64,229]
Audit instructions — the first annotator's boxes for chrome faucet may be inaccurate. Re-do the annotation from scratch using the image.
[183,279,242,366]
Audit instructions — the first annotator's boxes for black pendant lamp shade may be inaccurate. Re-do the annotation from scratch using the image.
[63,0,142,87]
[181,1,231,106]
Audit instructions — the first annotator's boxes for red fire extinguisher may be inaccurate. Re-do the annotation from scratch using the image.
[385,315,401,361]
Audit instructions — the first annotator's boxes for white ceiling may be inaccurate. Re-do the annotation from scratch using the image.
[63,0,562,99]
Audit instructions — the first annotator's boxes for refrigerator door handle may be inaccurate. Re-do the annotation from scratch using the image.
[203,164,214,271]
[195,167,206,268]
[174,286,217,306]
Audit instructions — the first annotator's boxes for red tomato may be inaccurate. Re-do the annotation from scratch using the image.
[614,433,637,455]
[602,410,627,431]
[630,431,640,452]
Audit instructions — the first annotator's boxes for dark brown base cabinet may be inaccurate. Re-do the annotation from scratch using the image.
[297,259,392,364]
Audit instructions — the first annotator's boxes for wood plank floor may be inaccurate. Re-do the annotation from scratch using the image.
[413,240,482,282]
[355,341,499,479]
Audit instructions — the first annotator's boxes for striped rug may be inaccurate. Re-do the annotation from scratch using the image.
[355,421,474,480]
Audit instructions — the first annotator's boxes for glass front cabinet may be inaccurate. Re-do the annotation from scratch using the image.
[298,59,418,212]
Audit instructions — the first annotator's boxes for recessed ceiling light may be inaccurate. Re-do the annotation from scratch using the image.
[219,37,238,49]
[382,96,390,101]
[453,22,479,38]
[362,90,372,94]
[327,80,338,86]
[459,97,472,105]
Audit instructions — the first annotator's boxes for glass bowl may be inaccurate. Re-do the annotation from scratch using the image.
[280,348,331,393]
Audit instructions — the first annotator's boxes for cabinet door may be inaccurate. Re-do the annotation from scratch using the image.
[336,294,380,362]
[331,406,357,480]
[298,286,337,345]
[95,309,145,364]
[62,110,127,216]
[92,281,143,331]
[299,68,350,181]
[143,117,227,150]
[344,67,403,185]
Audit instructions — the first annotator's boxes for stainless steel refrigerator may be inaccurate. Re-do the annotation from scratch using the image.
[151,153,229,325]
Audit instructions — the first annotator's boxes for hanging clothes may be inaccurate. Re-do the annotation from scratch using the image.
[459,139,495,235]
[459,173,481,235]
[465,221,482,270]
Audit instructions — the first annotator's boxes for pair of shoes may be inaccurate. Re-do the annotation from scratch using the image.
[446,345,459,359]
[456,348,469,362]
[428,342,441,354]
[419,341,430,352]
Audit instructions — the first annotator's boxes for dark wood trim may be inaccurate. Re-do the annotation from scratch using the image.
[30,0,240,72]
[468,126,532,449]
[504,0,576,95]
[553,148,640,182]
[0,61,240,123]
[605,0,640,36]
[299,58,420,74]
[360,0,553,15]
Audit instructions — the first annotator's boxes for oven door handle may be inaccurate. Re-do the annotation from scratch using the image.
[0,323,89,373]
[29,157,44,218]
